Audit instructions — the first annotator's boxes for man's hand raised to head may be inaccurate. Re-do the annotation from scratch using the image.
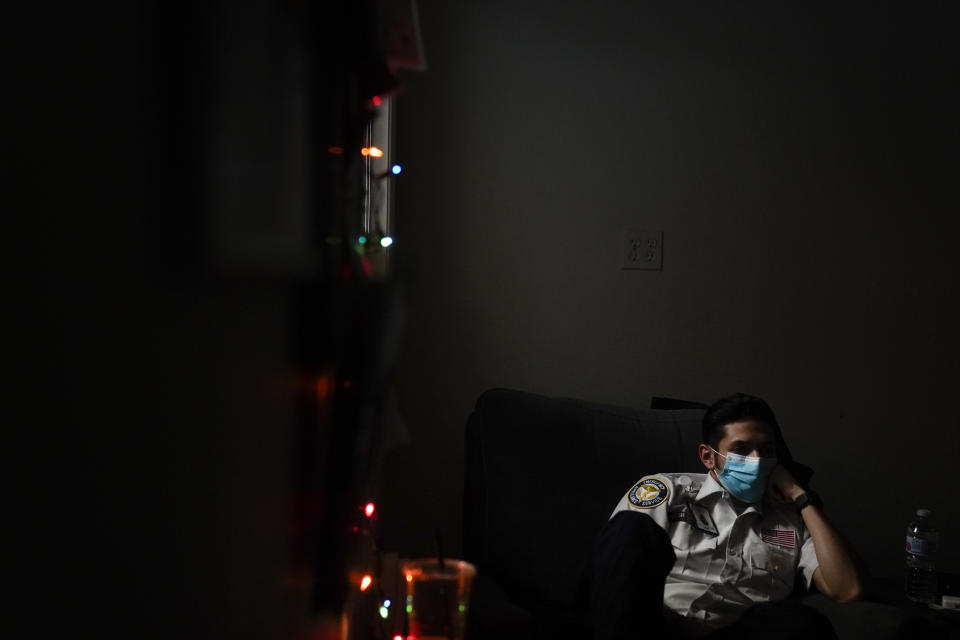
[768,464,866,601]
[767,465,806,503]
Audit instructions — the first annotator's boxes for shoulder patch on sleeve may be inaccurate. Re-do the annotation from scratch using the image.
[628,478,669,509]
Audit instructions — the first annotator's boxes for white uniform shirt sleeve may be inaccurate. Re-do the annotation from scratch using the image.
[797,523,820,588]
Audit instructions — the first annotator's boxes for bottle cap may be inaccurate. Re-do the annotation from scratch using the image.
[916,508,933,517]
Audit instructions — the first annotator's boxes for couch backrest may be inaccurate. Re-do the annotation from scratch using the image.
[463,388,705,608]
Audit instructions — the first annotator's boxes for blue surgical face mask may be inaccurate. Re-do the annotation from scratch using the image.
[711,448,777,503]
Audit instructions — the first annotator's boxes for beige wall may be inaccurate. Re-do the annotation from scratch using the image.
[384,1,960,579]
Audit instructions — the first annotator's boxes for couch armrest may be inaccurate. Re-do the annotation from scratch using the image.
[801,593,953,640]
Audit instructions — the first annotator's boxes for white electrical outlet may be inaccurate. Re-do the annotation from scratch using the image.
[622,230,663,270]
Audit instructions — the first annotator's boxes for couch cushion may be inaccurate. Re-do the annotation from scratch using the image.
[464,388,705,608]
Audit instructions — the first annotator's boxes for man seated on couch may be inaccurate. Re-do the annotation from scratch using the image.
[589,393,866,639]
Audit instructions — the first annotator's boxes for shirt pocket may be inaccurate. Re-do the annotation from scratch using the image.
[670,522,717,578]
[746,541,796,597]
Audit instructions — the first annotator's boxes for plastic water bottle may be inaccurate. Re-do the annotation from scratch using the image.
[905,508,939,603]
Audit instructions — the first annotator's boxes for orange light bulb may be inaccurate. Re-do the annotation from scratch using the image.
[316,376,330,399]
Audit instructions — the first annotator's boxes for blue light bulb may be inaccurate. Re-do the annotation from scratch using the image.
[391,164,402,175]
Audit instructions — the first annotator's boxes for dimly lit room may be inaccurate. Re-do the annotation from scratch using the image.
[9,1,959,639]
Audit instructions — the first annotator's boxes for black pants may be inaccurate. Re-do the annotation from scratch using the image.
[586,511,838,640]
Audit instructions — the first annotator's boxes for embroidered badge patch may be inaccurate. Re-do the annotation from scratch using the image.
[761,528,796,549]
[629,478,669,509]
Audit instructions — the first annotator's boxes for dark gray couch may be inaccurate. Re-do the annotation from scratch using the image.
[463,388,953,639]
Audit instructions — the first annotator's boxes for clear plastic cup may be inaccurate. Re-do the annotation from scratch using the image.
[401,558,476,640]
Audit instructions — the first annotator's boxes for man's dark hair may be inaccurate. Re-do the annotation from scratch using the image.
[701,393,780,449]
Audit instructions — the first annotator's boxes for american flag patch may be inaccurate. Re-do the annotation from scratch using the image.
[761,528,796,548]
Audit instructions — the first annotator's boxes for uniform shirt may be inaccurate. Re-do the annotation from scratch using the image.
[610,472,819,630]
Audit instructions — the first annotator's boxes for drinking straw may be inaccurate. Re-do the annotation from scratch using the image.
[433,525,445,570]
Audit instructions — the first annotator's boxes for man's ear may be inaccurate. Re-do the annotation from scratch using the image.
[698,444,716,471]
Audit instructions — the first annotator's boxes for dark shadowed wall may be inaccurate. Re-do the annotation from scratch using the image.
[10,2,306,637]
[384,0,960,580]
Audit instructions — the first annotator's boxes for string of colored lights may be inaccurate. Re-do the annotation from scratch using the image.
[350,498,411,639]
[328,96,412,639]
[359,144,399,251]
[326,142,402,263]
